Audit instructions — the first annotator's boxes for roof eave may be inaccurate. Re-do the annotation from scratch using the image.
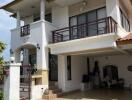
[117,40,132,45]
[0,0,23,10]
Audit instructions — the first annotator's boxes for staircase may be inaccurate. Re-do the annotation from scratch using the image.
[43,81,63,100]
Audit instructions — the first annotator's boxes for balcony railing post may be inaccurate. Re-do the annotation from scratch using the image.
[52,31,55,43]
[20,24,30,37]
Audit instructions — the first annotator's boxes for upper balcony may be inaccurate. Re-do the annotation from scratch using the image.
[52,17,117,43]
[11,20,57,51]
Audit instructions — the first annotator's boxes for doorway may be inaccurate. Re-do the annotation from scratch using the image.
[49,54,58,81]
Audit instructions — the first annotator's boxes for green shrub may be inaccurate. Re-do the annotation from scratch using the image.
[0,91,3,100]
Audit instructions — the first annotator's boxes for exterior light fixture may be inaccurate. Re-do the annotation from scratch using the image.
[37,43,40,49]
[82,0,87,6]
[80,0,87,12]
[10,56,15,63]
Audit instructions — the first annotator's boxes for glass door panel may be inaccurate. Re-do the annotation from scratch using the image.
[87,11,97,36]
[97,8,106,35]
[70,16,78,39]
[78,14,87,38]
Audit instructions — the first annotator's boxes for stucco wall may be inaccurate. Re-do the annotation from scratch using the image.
[106,0,120,25]
[90,55,132,88]
[52,6,69,28]
[69,0,106,17]
[23,16,33,25]
[11,20,47,70]
[58,55,87,92]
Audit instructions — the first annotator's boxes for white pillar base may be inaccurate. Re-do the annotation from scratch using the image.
[4,63,21,100]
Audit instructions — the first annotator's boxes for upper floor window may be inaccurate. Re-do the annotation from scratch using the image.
[33,13,52,23]
[120,9,130,32]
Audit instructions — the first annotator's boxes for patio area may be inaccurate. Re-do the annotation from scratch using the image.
[56,89,132,100]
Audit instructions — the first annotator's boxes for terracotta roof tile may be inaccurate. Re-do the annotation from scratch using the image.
[117,33,132,42]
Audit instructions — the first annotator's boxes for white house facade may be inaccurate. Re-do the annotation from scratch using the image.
[1,0,132,99]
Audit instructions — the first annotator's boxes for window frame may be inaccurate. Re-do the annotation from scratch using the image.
[120,8,130,32]
[67,56,72,81]
[69,7,106,37]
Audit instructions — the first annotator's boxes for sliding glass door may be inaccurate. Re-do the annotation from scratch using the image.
[97,8,107,35]
[70,16,78,39]
[69,7,106,37]
[78,14,87,38]
[87,10,97,36]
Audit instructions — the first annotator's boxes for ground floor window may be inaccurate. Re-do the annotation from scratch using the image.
[67,56,72,80]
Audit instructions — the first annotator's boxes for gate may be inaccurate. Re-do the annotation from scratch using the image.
[20,65,32,100]
[20,65,37,100]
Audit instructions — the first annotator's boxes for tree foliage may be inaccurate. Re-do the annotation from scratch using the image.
[0,41,6,65]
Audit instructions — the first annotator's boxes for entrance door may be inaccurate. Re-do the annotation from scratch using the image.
[49,54,58,81]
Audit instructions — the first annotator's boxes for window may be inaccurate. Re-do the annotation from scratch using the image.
[33,13,52,23]
[69,7,106,37]
[67,56,72,80]
[87,10,97,36]
[45,13,52,23]
[120,9,130,32]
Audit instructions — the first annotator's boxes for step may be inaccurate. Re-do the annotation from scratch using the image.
[49,86,59,90]
[49,89,62,94]
[43,88,63,99]
[43,94,58,99]
[49,81,57,86]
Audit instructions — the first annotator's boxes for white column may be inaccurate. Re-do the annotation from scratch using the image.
[40,0,45,20]
[16,11,21,28]
[58,55,67,92]
[4,63,21,100]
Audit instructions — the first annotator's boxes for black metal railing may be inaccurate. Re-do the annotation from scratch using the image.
[52,17,117,43]
[20,24,30,37]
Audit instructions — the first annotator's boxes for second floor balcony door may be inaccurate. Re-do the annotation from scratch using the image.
[69,7,106,38]
[87,10,98,36]
[70,16,78,39]
[78,14,87,38]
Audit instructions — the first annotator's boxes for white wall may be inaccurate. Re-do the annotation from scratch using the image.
[90,55,132,88]
[49,34,117,55]
[69,0,106,17]
[11,21,46,70]
[52,6,69,28]
[106,0,120,25]
[31,85,48,100]
[106,0,130,37]
[58,55,87,92]
[23,16,33,25]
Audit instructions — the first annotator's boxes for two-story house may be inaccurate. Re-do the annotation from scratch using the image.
[1,0,132,99]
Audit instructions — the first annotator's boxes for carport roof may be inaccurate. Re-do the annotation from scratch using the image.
[117,33,132,45]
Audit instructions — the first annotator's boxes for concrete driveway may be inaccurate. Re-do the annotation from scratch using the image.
[56,89,132,100]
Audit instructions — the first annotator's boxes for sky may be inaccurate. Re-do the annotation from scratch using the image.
[0,0,16,60]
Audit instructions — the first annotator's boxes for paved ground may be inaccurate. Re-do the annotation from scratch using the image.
[56,89,132,100]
